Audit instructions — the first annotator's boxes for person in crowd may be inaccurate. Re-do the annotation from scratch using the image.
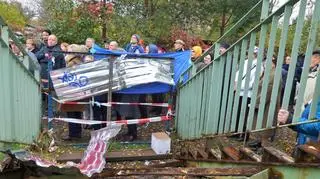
[298,51,320,110]
[26,38,40,55]
[174,39,185,52]
[281,54,304,112]
[60,42,69,52]
[108,41,118,51]
[278,50,319,145]
[219,42,230,55]
[85,38,96,53]
[65,44,88,67]
[125,34,144,54]
[85,38,109,130]
[191,46,205,74]
[117,93,141,141]
[232,46,264,141]
[61,44,91,140]
[37,35,66,82]
[248,57,281,147]
[9,39,23,57]
[145,44,164,116]
[278,99,320,145]
[104,40,109,49]
[203,54,212,65]
[38,29,51,50]
[25,38,41,70]
[146,44,158,54]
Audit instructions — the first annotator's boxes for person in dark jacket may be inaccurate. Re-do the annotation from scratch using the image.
[281,54,304,112]
[37,35,66,82]
[38,29,51,51]
[174,39,185,52]
[125,34,144,54]
[146,44,158,54]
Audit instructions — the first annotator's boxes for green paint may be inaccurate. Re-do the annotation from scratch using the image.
[282,0,307,109]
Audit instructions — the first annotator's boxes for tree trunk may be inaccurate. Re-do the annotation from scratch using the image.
[102,0,107,40]
[144,0,149,17]
[220,8,226,37]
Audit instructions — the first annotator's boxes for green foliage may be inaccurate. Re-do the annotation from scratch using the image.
[105,0,261,48]
[37,0,262,48]
[0,153,4,161]
[42,0,100,44]
[0,1,27,30]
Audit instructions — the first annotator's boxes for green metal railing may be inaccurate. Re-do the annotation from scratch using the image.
[176,0,320,139]
[0,16,41,144]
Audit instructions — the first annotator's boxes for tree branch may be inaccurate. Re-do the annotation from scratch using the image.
[224,14,232,26]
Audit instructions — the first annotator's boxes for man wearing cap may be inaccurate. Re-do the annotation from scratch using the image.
[174,39,185,52]
[125,34,144,54]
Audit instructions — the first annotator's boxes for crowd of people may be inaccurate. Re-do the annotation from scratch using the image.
[8,29,215,142]
[8,29,320,147]
[230,45,320,147]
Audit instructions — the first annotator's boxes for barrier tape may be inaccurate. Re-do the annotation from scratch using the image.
[43,115,172,125]
[43,92,171,108]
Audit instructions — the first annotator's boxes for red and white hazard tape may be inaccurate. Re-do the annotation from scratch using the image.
[44,92,171,108]
[45,115,172,125]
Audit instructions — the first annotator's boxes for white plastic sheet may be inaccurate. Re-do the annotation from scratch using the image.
[50,55,173,102]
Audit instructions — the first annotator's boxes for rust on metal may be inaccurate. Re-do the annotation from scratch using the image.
[222,146,241,161]
[240,147,262,162]
[102,167,262,177]
[57,149,171,163]
[263,147,295,163]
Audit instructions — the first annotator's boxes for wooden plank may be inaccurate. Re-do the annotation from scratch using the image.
[263,147,294,163]
[110,167,262,177]
[209,148,222,160]
[240,147,262,162]
[222,146,241,161]
[196,148,208,159]
[189,148,198,159]
[57,149,171,163]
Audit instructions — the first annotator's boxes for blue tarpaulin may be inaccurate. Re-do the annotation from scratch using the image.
[92,46,191,94]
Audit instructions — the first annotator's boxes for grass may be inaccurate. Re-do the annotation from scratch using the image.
[0,153,5,161]
[0,142,29,162]
[108,141,150,151]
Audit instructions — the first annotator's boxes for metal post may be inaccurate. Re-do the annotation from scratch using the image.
[107,57,115,121]
[47,57,53,129]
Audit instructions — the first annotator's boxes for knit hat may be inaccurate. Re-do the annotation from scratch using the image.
[192,46,203,58]
[132,34,140,42]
